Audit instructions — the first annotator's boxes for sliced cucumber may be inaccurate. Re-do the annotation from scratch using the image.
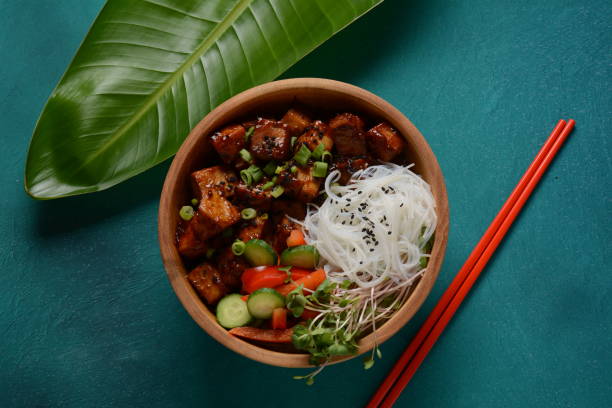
[247,288,285,319]
[243,239,278,266]
[280,245,320,269]
[216,294,252,329]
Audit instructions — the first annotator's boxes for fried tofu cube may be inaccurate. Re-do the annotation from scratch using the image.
[210,124,246,164]
[331,156,375,185]
[191,166,237,199]
[294,120,333,152]
[277,166,321,203]
[190,193,241,241]
[177,222,208,259]
[366,122,405,161]
[281,108,312,136]
[327,113,367,156]
[237,215,269,242]
[216,247,250,290]
[187,263,228,305]
[248,119,291,161]
[234,183,273,210]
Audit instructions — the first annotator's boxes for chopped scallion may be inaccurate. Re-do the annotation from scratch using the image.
[293,144,311,166]
[272,176,278,184]
[239,148,253,163]
[260,213,269,220]
[321,150,332,163]
[244,126,255,141]
[232,240,246,256]
[190,198,199,206]
[248,165,264,183]
[290,165,297,173]
[290,136,297,148]
[262,161,276,176]
[274,165,286,175]
[241,208,257,220]
[240,168,253,185]
[312,143,325,160]
[179,206,195,221]
[262,181,274,190]
[313,161,328,178]
[271,185,285,198]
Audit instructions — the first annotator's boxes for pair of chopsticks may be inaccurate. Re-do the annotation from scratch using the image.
[367,119,576,408]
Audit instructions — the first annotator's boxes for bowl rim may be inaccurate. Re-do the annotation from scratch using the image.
[158,78,449,368]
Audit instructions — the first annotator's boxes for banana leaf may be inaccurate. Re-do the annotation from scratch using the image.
[25,0,382,199]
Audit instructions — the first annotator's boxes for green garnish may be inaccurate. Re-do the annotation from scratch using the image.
[260,213,269,220]
[290,165,297,174]
[286,285,307,317]
[271,176,278,184]
[313,161,328,178]
[290,136,297,148]
[190,198,199,206]
[231,240,246,256]
[262,181,274,190]
[271,185,284,198]
[293,144,311,166]
[239,148,253,163]
[311,143,326,160]
[240,168,253,185]
[241,208,257,220]
[240,165,263,185]
[244,126,255,141]
[321,150,332,163]
[274,164,286,175]
[179,205,195,221]
[262,161,276,176]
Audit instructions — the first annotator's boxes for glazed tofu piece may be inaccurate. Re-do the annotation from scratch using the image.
[234,183,273,210]
[294,120,333,152]
[190,194,241,241]
[191,166,237,199]
[281,108,312,137]
[187,262,228,305]
[216,247,250,290]
[210,124,246,164]
[331,156,375,185]
[327,113,367,156]
[271,200,307,220]
[237,215,269,242]
[366,122,404,161]
[268,215,298,254]
[177,222,208,259]
[248,119,291,161]
[277,166,321,203]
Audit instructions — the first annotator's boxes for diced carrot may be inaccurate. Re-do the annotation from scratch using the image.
[286,229,307,247]
[271,308,287,329]
[275,269,326,296]
[228,327,293,343]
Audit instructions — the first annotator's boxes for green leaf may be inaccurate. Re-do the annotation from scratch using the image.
[25,0,383,199]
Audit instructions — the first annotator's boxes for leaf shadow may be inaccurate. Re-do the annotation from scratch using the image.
[282,0,445,83]
[33,159,171,237]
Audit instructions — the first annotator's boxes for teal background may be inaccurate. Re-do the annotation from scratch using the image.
[1,0,610,407]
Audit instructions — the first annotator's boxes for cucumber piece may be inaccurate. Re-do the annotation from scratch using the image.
[280,245,320,269]
[247,288,285,319]
[216,294,252,329]
[243,239,278,266]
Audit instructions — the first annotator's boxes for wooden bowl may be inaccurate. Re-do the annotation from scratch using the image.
[158,78,449,368]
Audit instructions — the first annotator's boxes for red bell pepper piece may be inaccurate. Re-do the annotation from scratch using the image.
[241,266,311,293]
[271,308,287,329]
[275,269,326,296]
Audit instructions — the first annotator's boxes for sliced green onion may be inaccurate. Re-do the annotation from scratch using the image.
[290,136,297,148]
[239,148,253,163]
[312,143,325,160]
[190,198,199,206]
[321,150,332,163]
[272,176,278,184]
[293,144,311,166]
[206,248,216,259]
[232,240,246,256]
[290,165,298,174]
[249,165,264,183]
[313,161,328,178]
[260,213,269,220]
[262,161,276,176]
[241,208,257,220]
[240,168,253,185]
[271,185,285,198]
[262,181,275,190]
[179,205,195,221]
[244,126,255,141]
[274,164,286,175]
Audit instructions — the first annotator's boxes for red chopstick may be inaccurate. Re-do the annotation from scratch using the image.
[368,119,575,408]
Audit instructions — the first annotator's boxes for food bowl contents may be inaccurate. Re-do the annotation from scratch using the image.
[175,107,436,381]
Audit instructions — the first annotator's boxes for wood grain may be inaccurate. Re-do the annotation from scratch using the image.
[158,78,449,368]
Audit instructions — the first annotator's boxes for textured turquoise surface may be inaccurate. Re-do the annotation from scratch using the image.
[1,0,610,407]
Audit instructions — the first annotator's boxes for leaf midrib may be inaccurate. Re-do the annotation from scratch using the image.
[71,0,254,175]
